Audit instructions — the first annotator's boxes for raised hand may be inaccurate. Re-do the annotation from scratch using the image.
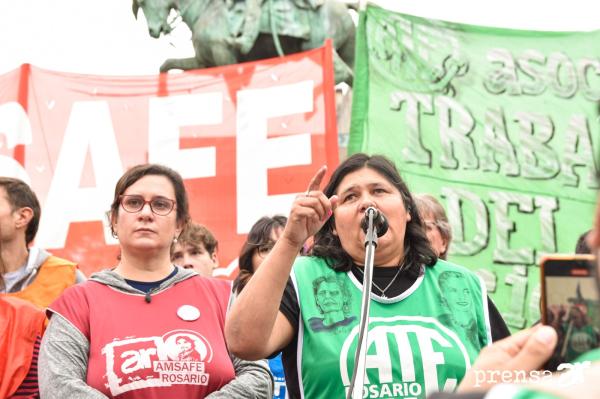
[282,166,338,248]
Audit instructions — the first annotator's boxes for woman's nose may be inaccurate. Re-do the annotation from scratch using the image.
[359,195,376,213]
[138,202,154,218]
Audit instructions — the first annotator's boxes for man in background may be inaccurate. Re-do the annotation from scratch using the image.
[171,222,219,277]
[0,177,84,309]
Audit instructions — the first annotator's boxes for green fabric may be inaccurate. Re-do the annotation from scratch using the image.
[291,257,491,399]
[574,347,600,362]
[564,324,599,360]
[350,3,600,331]
[510,390,561,399]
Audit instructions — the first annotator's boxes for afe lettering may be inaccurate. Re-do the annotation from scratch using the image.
[1,81,314,249]
[0,51,335,277]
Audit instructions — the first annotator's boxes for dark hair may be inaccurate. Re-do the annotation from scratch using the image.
[0,177,41,246]
[312,153,437,278]
[171,223,218,256]
[575,230,592,254]
[109,164,190,237]
[233,215,287,294]
[414,193,452,259]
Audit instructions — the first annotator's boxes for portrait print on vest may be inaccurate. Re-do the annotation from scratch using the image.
[437,270,480,348]
[292,257,491,399]
[308,274,357,332]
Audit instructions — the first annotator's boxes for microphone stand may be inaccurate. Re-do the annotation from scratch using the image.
[346,208,379,399]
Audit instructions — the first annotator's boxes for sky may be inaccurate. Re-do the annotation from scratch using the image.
[1,0,599,75]
[0,0,193,74]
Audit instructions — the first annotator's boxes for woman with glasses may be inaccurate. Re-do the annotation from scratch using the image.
[232,215,289,399]
[233,215,287,294]
[39,164,272,398]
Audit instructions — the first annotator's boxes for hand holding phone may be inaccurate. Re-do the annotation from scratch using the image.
[540,254,599,370]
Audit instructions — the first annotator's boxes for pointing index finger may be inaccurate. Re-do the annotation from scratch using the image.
[307,166,327,193]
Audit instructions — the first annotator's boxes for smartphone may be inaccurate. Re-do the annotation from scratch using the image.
[540,254,599,370]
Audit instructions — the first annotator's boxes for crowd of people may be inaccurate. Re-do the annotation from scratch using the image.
[1,153,600,398]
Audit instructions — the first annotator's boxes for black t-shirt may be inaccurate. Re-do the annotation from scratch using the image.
[277,264,511,399]
[124,267,178,293]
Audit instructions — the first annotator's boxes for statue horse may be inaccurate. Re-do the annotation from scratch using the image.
[133,0,355,84]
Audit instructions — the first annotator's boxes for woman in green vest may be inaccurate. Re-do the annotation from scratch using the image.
[226,153,509,399]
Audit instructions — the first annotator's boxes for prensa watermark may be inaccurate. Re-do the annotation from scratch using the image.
[473,361,592,388]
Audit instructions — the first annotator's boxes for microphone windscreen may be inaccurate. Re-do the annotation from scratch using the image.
[361,207,388,237]
[376,213,389,237]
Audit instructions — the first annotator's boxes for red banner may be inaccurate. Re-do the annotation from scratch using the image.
[0,45,339,278]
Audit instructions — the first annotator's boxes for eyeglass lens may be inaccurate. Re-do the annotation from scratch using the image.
[121,195,174,215]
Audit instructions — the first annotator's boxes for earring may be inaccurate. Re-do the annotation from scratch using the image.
[173,237,178,244]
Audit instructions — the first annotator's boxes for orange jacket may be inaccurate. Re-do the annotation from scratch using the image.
[0,296,46,398]
[7,255,78,310]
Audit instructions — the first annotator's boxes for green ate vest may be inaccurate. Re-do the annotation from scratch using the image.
[291,257,492,399]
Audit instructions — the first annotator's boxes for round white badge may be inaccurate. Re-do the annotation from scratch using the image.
[177,305,200,321]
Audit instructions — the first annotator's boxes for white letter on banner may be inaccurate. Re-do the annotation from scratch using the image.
[514,111,560,180]
[148,93,221,178]
[236,81,313,234]
[0,102,32,183]
[442,187,489,256]
[489,191,534,265]
[561,114,598,188]
[36,101,123,248]
[436,96,478,170]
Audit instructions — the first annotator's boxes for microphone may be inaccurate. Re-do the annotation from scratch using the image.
[360,207,389,237]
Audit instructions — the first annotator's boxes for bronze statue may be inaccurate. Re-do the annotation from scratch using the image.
[132,0,355,84]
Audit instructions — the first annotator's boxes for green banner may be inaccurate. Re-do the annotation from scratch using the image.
[350,3,600,330]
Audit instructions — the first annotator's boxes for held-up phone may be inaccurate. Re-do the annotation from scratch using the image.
[540,254,600,370]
